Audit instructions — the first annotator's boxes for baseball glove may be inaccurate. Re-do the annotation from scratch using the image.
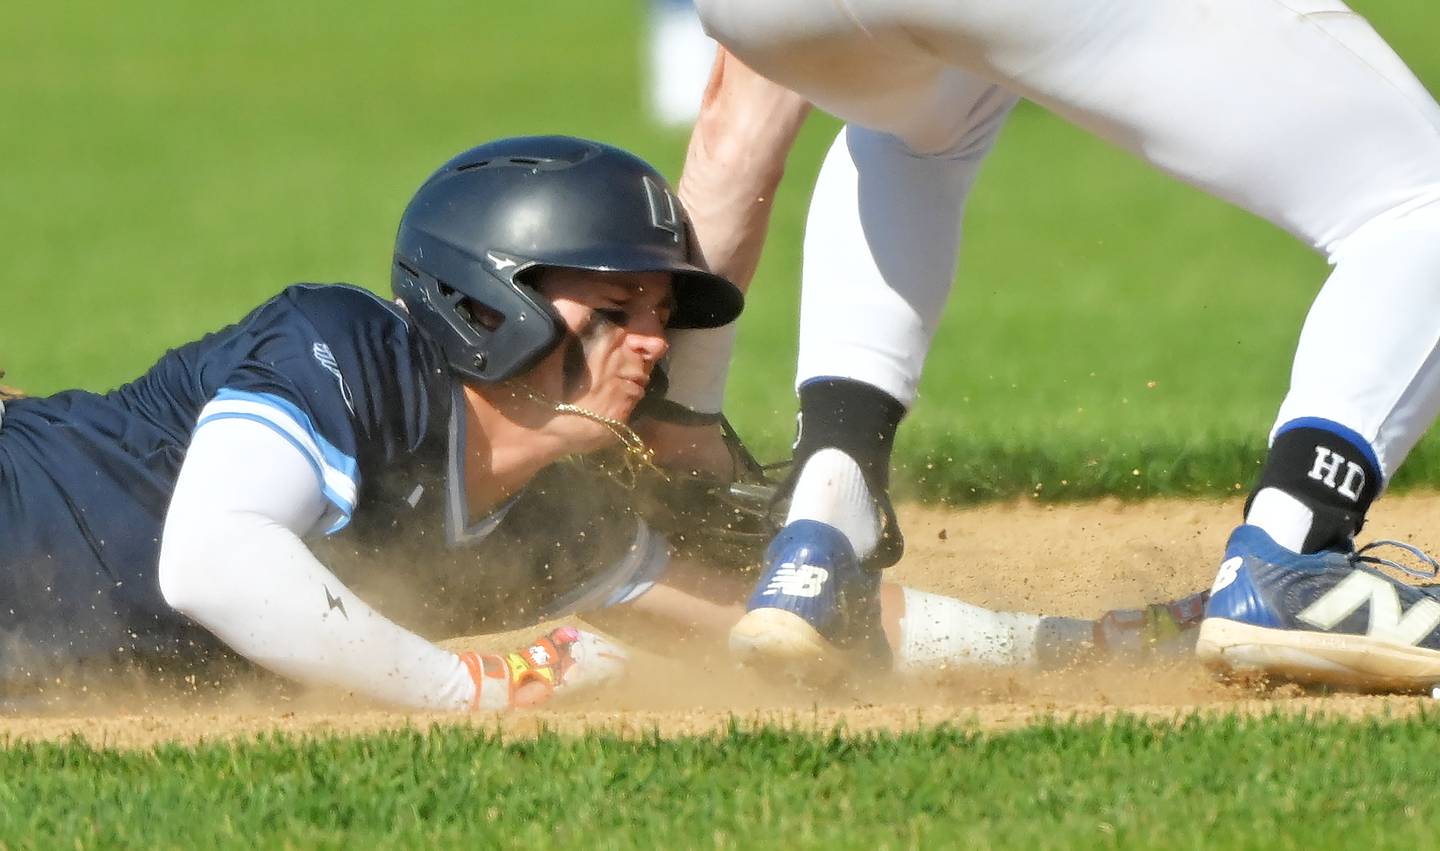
[635,470,786,569]
[631,418,790,570]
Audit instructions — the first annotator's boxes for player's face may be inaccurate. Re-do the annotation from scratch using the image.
[532,267,674,418]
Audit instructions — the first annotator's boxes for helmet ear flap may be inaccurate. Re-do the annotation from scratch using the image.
[392,248,565,383]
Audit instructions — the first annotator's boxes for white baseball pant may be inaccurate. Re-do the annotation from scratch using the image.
[697,0,1440,478]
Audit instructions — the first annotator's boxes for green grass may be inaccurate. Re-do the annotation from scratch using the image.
[4,1,1439,499]
[2,713,1438,849]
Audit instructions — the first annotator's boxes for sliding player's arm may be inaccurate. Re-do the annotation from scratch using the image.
[156,415,600,711]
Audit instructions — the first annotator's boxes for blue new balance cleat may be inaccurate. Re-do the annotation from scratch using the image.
[729,519,889,679]
[1196,524,1440,690]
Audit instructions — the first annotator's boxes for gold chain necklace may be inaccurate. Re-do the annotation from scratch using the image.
[519,387,669,483]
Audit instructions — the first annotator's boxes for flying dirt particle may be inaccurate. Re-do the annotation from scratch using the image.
[937,529,947,541]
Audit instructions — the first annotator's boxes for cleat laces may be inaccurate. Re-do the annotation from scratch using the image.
[1353,539,1440,584]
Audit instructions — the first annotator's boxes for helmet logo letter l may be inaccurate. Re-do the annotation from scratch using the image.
[643,175,683,243]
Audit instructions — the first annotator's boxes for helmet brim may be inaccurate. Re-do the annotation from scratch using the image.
[526,245,744,330]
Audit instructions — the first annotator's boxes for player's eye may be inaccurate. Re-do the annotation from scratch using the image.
[596,308,629,327]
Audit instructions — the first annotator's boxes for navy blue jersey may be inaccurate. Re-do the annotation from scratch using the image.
[0,284,651,686]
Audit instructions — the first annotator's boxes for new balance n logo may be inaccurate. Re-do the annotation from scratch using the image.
[1297,572,1440,646]
[762,562,829,598]
[1211,556,1243,594]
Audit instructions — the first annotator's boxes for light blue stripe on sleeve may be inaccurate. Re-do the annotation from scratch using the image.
[196,388,360,533]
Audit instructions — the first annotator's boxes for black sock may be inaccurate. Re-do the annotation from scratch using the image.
[792,378,906,491]
[1247,422,1380,553]
[786,378,908,567]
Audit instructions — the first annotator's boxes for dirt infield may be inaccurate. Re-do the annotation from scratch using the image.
[5,493,1440,746]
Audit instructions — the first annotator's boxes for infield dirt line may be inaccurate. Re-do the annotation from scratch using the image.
[5,493,1440,746]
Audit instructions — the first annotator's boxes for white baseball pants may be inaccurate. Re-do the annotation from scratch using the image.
[697,0,1440,477]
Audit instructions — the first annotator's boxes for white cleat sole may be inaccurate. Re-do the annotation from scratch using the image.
[728,608,848,683]
[1196,617,1440,691]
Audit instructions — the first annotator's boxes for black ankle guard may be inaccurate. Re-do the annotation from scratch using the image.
[1247,424,1381,553]
[782,378,908,568]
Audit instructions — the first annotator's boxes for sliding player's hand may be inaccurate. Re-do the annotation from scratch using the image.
[459,626,630,711]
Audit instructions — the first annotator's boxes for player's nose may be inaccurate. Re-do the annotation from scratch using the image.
[628,325,669,364]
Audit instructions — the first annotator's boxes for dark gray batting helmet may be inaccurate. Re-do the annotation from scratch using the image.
[392,135,743,383]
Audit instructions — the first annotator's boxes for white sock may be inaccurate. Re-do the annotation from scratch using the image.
[895,587,1041,671]
[784,448,881,558]
[1244,487,1314,553]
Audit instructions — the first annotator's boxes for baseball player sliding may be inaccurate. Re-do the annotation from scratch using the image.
[650,0,1440,689]
[1,136,727,711]
[0,135,1201,711]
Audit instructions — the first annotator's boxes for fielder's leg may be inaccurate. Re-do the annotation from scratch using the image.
[1197,205,1440,688]
[700,0,1440,686]
[730,90,1017,674]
